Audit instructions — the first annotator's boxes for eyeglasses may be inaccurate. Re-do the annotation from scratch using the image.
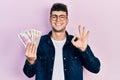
[50,15,67,21]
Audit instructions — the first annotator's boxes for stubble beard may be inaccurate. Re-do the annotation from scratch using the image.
[52,27,66,33]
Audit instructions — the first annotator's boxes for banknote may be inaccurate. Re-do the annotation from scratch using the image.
[18,32,31,47]
[18,29,42,47]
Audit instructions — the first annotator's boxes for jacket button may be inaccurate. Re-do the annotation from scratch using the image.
[52,57,54,60]
[64,58,66,60]
[75,57,77,59]
[50,68,53,71]
[64,69,67,71]
[39,57,41,59]
[86,51,89,54]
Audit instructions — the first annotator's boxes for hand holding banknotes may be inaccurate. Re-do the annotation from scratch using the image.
[18,29,42,64]
[25,42,37,64]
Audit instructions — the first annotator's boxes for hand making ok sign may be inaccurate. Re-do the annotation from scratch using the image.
[71,25,90,51]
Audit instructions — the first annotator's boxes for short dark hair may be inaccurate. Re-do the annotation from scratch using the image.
[50,3,68,16]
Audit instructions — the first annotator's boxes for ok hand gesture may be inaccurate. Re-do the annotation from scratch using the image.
[71,25,90,51]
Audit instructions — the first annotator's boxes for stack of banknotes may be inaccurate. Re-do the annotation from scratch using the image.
[18,29,42,47]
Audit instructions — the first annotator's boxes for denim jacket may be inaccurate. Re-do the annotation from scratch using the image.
[23,31,100,80]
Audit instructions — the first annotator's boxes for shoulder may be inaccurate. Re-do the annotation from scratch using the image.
[66,32,74,41]
[39,34,49,44]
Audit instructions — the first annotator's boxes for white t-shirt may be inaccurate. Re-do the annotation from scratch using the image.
[51,38,66,80]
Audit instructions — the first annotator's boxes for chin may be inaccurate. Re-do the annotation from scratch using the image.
[53,28,65,32]
[52,26,66,32]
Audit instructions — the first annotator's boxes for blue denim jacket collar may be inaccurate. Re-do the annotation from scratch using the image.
[45,31,73,46]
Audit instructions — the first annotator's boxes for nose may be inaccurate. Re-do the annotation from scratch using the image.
[56,16,60,21]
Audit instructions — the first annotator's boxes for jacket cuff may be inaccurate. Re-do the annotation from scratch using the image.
[80,45,95,59]
[25,60,36,68]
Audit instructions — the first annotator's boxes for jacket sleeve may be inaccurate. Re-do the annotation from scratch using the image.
[23,60,37,78]
[80,45,101,73]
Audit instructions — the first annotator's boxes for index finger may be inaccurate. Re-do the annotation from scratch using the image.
[79,25,84,37]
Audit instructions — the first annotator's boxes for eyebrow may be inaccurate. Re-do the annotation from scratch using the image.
[51,14,67,16]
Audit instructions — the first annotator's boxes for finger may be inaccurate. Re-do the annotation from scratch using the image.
[78,25,81,36]
[28,43,35,57]
[83,26,85,36]
[32,43,36,53]
[71,34,79,43]
[79,25,83,37]
[26,43,33,56]
[30,43,35,53]
[85,31,90,39]
[33,44,37,56]
[25,43,30,56]
[71,35,76,44]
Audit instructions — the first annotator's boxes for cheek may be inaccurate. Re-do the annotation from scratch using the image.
[49,18,53,24]
[64,20,68,25]
[50,20,54,25]
[65,19,69,24]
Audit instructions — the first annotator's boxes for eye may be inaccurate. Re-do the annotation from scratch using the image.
[51,15,56,18]
[60,15,65,18]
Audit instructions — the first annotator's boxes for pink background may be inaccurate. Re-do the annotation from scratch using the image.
[0,0,120,80]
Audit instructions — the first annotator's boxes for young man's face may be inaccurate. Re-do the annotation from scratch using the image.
[50,11,69,32]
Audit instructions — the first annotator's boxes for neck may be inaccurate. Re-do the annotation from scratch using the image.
[51,31,66,41]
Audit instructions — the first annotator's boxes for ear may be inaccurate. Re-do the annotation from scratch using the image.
[49,17,51,23]
[67,18,69,24]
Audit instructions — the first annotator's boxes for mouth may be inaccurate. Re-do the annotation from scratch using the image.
[55,23,62,26]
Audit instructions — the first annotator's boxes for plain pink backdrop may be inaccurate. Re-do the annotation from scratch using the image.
[0,0,120,80]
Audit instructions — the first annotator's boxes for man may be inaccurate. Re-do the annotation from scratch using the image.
[23,3,100,80]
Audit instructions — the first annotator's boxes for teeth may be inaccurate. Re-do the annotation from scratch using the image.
[56,23,61,26]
